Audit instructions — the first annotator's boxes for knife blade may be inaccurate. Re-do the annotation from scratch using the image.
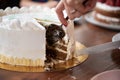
[76,40,120,56]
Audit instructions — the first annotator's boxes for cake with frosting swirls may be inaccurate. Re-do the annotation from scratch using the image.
[0,6,75,67]
[93,0,120,25]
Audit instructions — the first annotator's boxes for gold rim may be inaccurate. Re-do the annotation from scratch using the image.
[0,42,88,72]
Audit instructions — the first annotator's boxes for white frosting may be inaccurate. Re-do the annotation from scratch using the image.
[0,6,59,30]
[95,12,120,22]
[1,14,45,30]
[0,29,46,60]
[20,7,29,13]
[0,7,59,30]
[12,7,19,13]
[96,2,120,11]
[4,7,12,15]
[0,6,60,63]
[0,9,5,16]
[0,16,46,61]
[0,17,2,22]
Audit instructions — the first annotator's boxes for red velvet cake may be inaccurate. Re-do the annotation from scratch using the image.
[93,0,120,25]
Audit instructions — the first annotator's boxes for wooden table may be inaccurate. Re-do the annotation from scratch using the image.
[0,21,120,80]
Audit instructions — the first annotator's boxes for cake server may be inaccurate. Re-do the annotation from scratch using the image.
[76,40,120,56]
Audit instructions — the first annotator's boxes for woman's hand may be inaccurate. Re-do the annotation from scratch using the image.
[55,0,97,26]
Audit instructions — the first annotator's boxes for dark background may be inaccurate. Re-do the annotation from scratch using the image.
[0,0,20,9]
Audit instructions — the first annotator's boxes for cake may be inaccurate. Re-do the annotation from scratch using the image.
[93,0,120,25]
[0,6,75,67]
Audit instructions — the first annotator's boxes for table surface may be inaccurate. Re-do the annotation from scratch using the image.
[0,20,120,80]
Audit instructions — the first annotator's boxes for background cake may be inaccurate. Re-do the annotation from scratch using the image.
[0,6,75,67]
[93,0,120,25]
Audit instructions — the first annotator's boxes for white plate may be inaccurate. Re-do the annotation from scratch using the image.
[91,69,120,80]
[85,12,120,30]
[112,33,120,42]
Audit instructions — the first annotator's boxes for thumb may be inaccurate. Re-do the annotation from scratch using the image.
[55,1,68,26]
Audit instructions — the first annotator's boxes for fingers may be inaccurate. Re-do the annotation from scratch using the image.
[55,0,97,25]
[55,1,67,26]
[84,0,97,11]
[65,0,86,14]
[73,0,87,13]
[65,0,97,14]
[63,1,74,19]
[74,11,82,18]
[63,0,81,20]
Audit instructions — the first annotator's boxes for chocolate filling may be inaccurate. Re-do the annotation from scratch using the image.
[42,23,67,62]
[46,24,65,46]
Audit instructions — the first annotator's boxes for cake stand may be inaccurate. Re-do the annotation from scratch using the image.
[0,42,88,72]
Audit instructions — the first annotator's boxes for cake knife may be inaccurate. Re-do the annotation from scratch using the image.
[76,40,120,56]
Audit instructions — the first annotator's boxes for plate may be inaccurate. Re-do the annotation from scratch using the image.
[0,42,88,72]
[85,12,120,30]
[112,33,120,42]
[91,69,120,80]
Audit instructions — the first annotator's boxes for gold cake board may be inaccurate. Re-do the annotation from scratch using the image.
[0,42,88,72]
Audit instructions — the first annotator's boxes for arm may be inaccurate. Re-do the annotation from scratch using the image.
[20,0,43,7]
[20,0,58,8]
[55,0,97,26]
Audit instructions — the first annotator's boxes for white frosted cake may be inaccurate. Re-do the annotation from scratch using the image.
[0,7,75,67]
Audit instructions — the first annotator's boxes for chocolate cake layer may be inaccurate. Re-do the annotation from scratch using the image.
[46,45,67,61]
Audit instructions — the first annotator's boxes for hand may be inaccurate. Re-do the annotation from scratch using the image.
[55,0,97,26]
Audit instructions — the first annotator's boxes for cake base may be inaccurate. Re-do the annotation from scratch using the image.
[94,12,120,25]
[0,42,88,72]
[95,7,120,18]
[85,12,120,30]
